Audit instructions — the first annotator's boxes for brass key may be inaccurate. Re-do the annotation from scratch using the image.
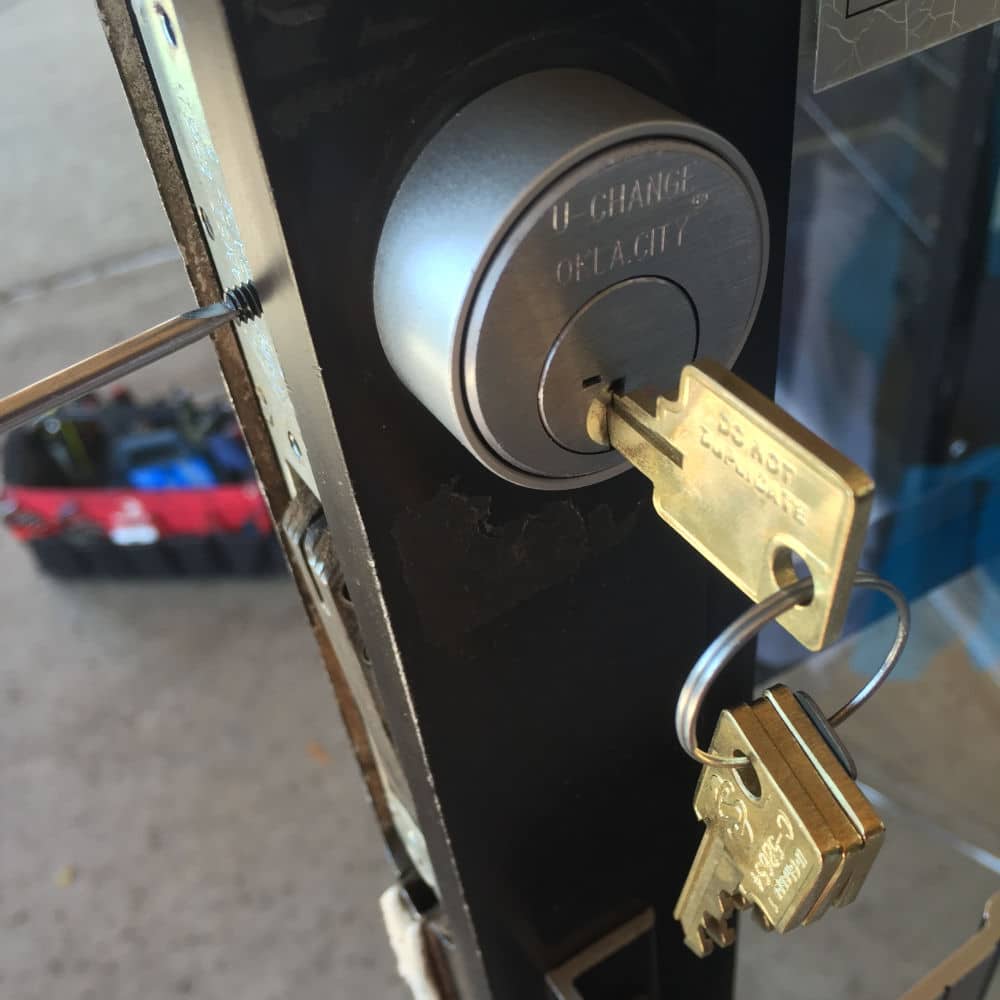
[674,688,885,957]
[588,361,874,650]
[755,685,884,916]
[674,700,845,956]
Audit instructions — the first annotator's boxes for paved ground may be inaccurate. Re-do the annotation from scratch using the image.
[1,4,399,999]
[1,3,997,1000]
[0,534,402,1000]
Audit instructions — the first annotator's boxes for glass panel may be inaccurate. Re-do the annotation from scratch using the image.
[765,29,1000,669]
[744,25,1000,1000]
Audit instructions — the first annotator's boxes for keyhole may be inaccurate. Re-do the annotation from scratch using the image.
[733,751,762,800]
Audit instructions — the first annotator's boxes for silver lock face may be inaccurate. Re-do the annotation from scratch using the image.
[374,70,768,489]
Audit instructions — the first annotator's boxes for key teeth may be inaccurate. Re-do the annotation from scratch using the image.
[695,923,717,956]
[721,889,748,912]
[700,913,735,950]
[697,889,745,952]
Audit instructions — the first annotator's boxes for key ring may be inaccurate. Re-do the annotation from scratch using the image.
[675,570,910,768]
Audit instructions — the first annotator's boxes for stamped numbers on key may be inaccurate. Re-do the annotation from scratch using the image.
[589,360,874,650]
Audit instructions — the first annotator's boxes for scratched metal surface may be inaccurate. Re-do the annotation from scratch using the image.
[813,0,1000,90]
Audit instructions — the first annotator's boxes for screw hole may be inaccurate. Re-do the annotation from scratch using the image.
[581,374,603,389]
[199,206,215,241]
[771,546,813,605]
[339,581,353,605]
[155,4,178,47]
[287,431,303,459]
[733,751,762,799]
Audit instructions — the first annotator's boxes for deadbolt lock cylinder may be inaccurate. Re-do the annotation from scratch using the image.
[374,69,769,489]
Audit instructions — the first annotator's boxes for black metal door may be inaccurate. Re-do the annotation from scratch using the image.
[122,3,802,995]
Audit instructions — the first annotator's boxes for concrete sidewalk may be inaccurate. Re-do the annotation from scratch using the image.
[1,3,400,998]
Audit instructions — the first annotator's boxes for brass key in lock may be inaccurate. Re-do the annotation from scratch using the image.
[588,361,874,650]
[673,685,884,957]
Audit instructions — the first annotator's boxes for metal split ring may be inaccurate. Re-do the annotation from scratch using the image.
[675,570,910,768]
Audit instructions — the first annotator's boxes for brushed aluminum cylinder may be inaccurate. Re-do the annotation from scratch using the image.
[374,69,768,489]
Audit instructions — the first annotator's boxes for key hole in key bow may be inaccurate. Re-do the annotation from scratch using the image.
[771,546,814,606]
[733,752,762,800]
[581,374,627,393]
